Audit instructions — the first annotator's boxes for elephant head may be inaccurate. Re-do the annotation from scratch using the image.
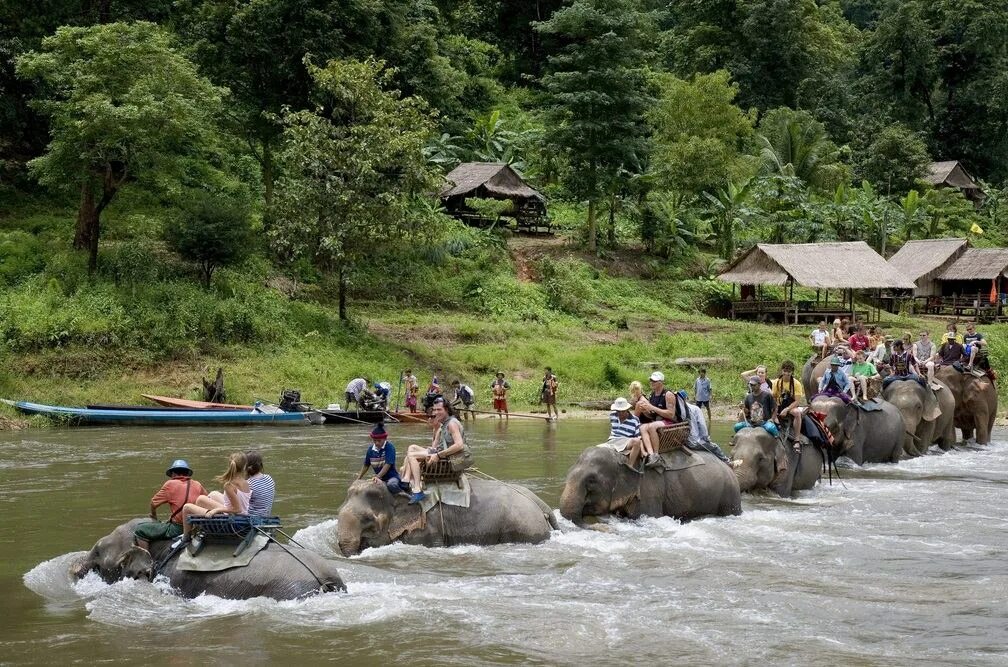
[70,518,150,583]
[730,427,788,492]
[809,396,856,453]
[336,479,420,556]
[883,379,940,456]
[559,447,640,526]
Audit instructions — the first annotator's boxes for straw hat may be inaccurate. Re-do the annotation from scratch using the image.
[610,397,632,411]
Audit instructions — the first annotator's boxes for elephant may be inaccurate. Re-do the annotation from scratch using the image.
[558,446,741,526]
[70,519,346,600]
[883,378,956,456]
[935,365,998,445]
[801,355,824,398]
[808,395,904,464]
[336,477,558,556]
[730,427,823,496]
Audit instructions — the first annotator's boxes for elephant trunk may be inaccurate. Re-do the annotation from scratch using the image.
[733,464,757,492]
[336,514,363,557]
[69,557,91,580]
[559,481,586,526]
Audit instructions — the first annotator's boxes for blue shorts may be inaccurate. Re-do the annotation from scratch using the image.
[734,421,779,436]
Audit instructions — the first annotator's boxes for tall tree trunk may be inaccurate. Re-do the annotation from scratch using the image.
[338,265,347,321]
[74,178,97,251]
[586,198,597,252]
[607,191,616,246]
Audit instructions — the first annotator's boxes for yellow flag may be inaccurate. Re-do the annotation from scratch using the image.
[971,222,985,235]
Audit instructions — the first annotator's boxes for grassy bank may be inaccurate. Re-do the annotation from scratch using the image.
[2,194,1007,424]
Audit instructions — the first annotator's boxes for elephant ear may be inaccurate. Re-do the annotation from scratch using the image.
[923,386,941,422]
[841,405,860,447]
[387,500,424,541]
[115,546,154,580]
[770,439,789,485]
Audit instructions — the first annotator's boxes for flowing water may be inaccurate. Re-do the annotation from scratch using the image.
[4,418,1007,665]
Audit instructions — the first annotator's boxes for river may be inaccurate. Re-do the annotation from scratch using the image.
[4,419,1007,665]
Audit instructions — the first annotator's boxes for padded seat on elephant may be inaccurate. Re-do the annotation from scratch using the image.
[186,515,281,557]
[420,458,463,488]
[656,423,690,453]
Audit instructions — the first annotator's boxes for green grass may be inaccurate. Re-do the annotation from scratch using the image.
[2,193,1007,423]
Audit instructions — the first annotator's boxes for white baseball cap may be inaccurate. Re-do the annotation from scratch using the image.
[649,371,664,382]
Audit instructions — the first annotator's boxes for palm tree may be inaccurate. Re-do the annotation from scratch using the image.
[757,114,840,190]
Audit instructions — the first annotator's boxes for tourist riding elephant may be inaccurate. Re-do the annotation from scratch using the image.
[730,427,822,496]
[883,378,956,456]
[558,446,741,526]
[935,366,998,445]
[336,477,557,556]
[809,395,903,464]
[70,519,346,600]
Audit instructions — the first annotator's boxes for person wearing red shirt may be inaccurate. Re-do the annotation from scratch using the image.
[847,325,870,354]
[133,459,207,549]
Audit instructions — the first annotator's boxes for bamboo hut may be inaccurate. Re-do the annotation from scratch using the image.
[925,161,985,207]
[918,248,1008,321]
[886,238,968,298]
[718,242,916,323]
[440,162,549,232]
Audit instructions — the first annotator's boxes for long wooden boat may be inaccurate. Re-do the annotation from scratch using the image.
[317,408,387,425]
[141,394,250,410]
[3,400,311,427]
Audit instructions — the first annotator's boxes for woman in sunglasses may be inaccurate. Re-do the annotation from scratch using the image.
[400,398,472,504]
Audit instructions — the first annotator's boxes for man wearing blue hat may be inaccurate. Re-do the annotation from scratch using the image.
[133,459,208,549]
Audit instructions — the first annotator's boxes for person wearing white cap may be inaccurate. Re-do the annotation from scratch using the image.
[635,370,683,467]
[602,397,646,469]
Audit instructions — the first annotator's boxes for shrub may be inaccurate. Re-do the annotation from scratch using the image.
[0,231,44,284]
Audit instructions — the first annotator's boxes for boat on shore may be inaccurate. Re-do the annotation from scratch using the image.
[3,400,313,427]
[141,394,250,410]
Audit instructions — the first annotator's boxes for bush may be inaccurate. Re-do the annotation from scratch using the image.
[539,256,597,315]
[0,231,44,284]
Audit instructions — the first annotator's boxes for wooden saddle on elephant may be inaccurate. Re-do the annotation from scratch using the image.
[186,515,281,557]
[420,458,465,488]
[656,422,690,453]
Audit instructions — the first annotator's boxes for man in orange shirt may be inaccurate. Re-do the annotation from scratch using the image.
[133,459,207,549]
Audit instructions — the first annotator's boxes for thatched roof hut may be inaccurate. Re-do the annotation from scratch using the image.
[886,238,968,296]
[938,248,1008,281]
[926,161,984,205]
[718,242,916,289]
[441,162,545,207]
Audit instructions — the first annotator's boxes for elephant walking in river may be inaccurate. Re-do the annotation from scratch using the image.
[809,395,904,464]
[730,427,823,496]
[883,378,955,457]
[71,519,345,600]
[559,446,741,526]
[936,366,998,445]
[336,477,557,556]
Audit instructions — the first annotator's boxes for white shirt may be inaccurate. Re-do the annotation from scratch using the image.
[811,328,828,346]
[686,403,710,446]
[345,378,367,397]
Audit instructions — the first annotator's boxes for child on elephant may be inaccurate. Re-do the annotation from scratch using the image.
[849,350,880,402]
[181,451,251,540]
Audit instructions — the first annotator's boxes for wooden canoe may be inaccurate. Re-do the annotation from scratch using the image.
[5,399,310,426]
[142,394,250,410]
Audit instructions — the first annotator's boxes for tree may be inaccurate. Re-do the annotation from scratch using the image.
[703,178,754,259]
[536,0,657,252]
[649,70,756,197]
[16,22,224,274]
[856,122,931,195]
[164,192,253,289]
[756,107,848,192]
[269,57,439,320]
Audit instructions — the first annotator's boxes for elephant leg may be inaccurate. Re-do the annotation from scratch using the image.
[976,413,992,446]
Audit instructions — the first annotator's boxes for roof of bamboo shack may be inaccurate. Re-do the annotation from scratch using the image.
[937,248,1008,280]
[718,242,916,289]
[886,238,968,281]
[440,162,545,203]
[926,161,980,191]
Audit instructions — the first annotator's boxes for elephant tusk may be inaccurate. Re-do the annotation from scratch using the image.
[730,459,744,468]
[905,430,921,443]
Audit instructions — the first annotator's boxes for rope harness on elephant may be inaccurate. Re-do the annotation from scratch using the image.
[467,467,557,526]
[249,525,341,592]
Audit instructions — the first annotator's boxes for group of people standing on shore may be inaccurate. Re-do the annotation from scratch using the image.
[399,367,561,420]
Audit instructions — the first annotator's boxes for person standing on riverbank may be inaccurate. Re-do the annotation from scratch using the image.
[404,369,419,412]
[694,368,712,425]
[133,459,207,549]
[491,372,510,419]
[541,367,559,420]
[245,450,275,517]
[450,379,476,421]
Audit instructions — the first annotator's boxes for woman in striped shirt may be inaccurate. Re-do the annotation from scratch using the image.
[604,397,646,470]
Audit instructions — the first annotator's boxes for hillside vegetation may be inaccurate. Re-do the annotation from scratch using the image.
[2,1,1008,421]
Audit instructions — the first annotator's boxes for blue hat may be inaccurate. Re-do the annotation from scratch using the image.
[166,459,193,476]
[676,389,688,401]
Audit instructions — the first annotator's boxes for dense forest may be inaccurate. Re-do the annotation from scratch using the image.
[1,1,1008,401]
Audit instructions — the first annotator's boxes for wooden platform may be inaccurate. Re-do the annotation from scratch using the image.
[729,300,869,324]
[421,458,463,487]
